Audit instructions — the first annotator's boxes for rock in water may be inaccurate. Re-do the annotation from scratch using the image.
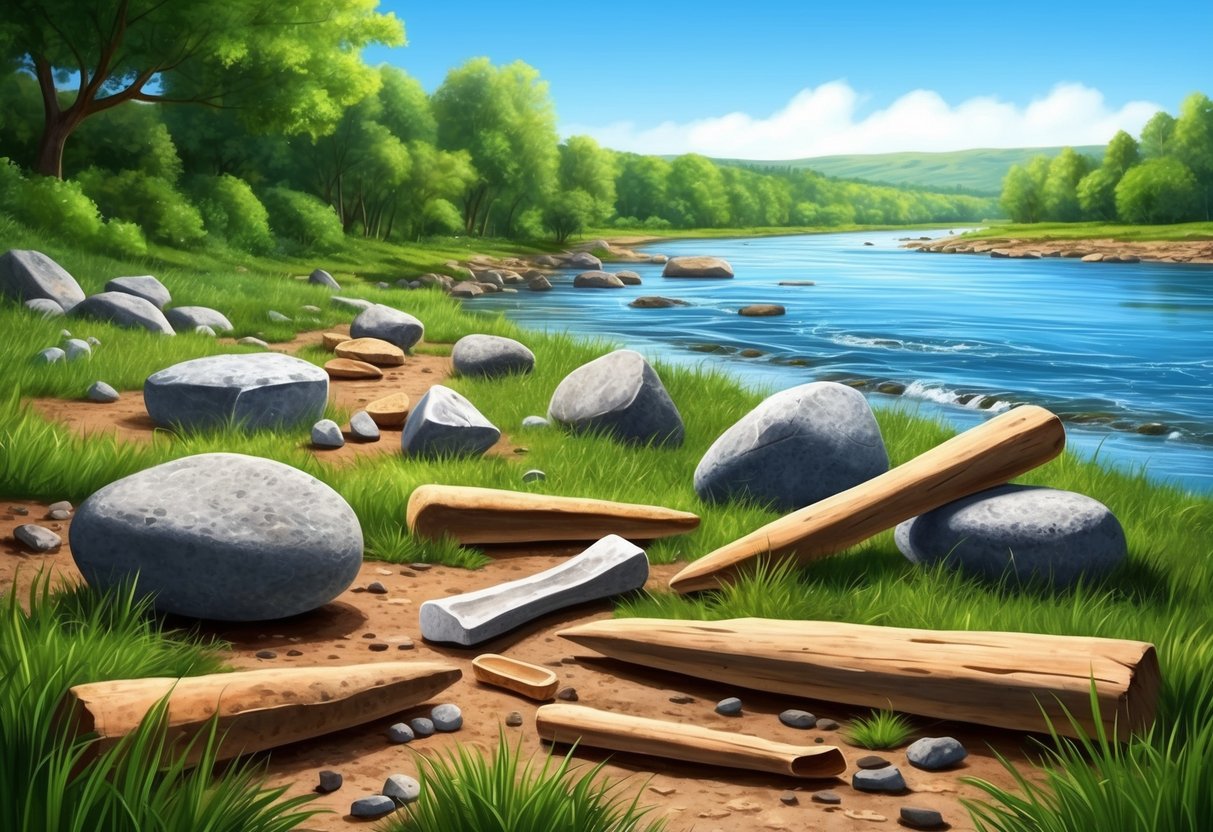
[401,385,500,459]
[165,306,234,334]
[615,270,642,285]
[565,251,602,270]
[694,381,888,511]
[68,453,363,621]
[548,349,684,447]
[350,304,424,352]
[662,256,734,278]
[0,249,86,311]
[452,334,535,379]
[527,276,553,291]
[105,275,171,309]
[71,292,174,334]
[738,304,785,317]
[573,270,625,289]
[144,353,329,432]
[309,268,341,290]
[629,296,689,309]
[87,381,120,403]
[895,485,1126,586]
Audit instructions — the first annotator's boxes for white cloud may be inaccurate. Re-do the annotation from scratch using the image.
[562,81,1161,158]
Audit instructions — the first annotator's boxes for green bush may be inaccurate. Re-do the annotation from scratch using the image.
[190,174,274,253]
[20,173,105,240]
[1115,158,1201,224]
[260,187,344,252]
[0,157,23,214]
[843,708,916,750]
[79,168,206,246]
[97,218,150,258]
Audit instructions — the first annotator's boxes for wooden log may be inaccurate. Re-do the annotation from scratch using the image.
[407,484,700,545]
[536,703,846,778]
[669,405,1065,593]
[560,618,1159,741]
[64,661,461,765]
[472,654,559,700]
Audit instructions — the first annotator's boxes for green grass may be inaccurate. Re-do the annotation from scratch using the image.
[843,708,916,750]
[379,733,665,832]
[586,222,963,244]
[961,221,1213,243]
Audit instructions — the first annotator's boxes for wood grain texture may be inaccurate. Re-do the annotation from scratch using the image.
[407,484,700,545]
[472,654,559,700]
[669,404,1066,593]
[559,617,1158,741]
[535,703,846,777]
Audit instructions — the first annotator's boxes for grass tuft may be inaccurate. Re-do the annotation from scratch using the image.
[843,708,916,750]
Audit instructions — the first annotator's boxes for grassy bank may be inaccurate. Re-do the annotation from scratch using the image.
[959,221,1213,243]
[588,221,970,244]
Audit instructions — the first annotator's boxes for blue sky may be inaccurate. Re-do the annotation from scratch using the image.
[368,1,1212,158]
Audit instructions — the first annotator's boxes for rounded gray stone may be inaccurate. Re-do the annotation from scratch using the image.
[573,270,625,289]
[906,736,968,770]
[386,722,414,743]
[383,774,421,805]
[779,709,816,728]
[350,795,395,817]
[144,353,329,432]
[431,703,462,732]
[895,485,1126,586]
[527,276,552,291]
[452,334,535,379]
[312,419,345,449]
[716,697,743,715]
[194,325,216,337]
[309,269,341,290]
[25,298,66,317]
[165,306,233,334]
[69,453,363,621]
[548,349,684,447]
[350,304,424,352]
[72,292,174,334]
[694,381,888,512]
[565,251,602,270]
[16,524,61,553]
[87,381,120,403]
[408,717,435,738]
[317,770,343,793]
[331,296,374,313]
[37,347,65,364]
[105,275,171,309]
[901,807,946,829]
[615,270,642,285]
[64,339,91,361]
[401,385,500,459]
[812,790,842,804]
[349,410,380,441]
[851,765,906,793]
[1,249,85,311]
[268,310,291,323]
[522,415,549,429]
[238,337,269,349]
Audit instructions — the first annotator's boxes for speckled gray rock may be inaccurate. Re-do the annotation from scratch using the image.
[349,411,380,441]
[105,275,171,309]
[72,292,174,334]
[694,381,888,512]
[452,334,535,379]
[1,250,85,311]
[779,709,816,728]
[309,269,341,290]
[715,697,743,716]
[401,385,500,459]
[331,296,374,313]
[311,419,345,449]
[383,774,421,805]
[895,485,1127,586]
[408,717,435,738]
[238,337,269,349]
[906,736,967,770]
[350,795,395,818]
[386,723,415,743]
[267,310,291,323]
[317,770,343,793]
[431,703,462,732]
[420,535,648,646]
[165,305,233,334]
[37,347,65,364]
[350,304,424,352]
[15,524,61,552]
[87,381,120,402]
[64,338,91,360]
[565,251,602,270]
[25,298,66,317]
[144,353,328,432]
[901,807,945,829]
[548,349,684,447]
[574,270,625,289]
[852,765,906,793]
[69,453,363,621]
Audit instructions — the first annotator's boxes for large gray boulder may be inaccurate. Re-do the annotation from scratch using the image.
[565,251,602,270]
[662,256,734,278]
[71,292,174,334]
[0,249,86,311]
[573,271,624,289]
[105,275,171,309]
[895,485,1127,586]
[165,306,233,333]
[452,334,535,379]
[69,453,363,621]
[548,349,684,447]
[350,304,424,352]
[144,353,329,432]
[308,268,341,290]
[401,385,500,459]
[694,382,889,511]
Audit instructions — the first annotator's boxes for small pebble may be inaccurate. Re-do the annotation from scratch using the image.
[386,723,414,744]
[255,650,277,659]
[900,807,946,829]
[37,347,65,364]
[86,336,101,347]
[816,718,839,730]
[394,637,415,650]
[349,410,380,441]
[12,507,28,516]
[87,381,120,403]
[669,694,695,705]
[409,563,432,571]
[409,717,435,738]
[431,703,463,732]
[60,329,72,339]
[779,709,816,729]
[64,338,91,360]
[505,711,523,727]
[367,581,388,594]
[369,642,389,652]
[815,737,824,744]
[513,447,529,454]
[522,469,546,482]
[852,766,906,794]
[715,697,743,716]
[350,795,395,818]
[857,755,892,769]
[812,790,842,805]
[48,509,71,521]
[238,336,269,348]
[268,310,291,322]
[287,649,303,657]
[383,774,421,805]
[301,304,322,314]
[311,419,344,449]
[906,736,968,771]
[317,770,343,793]
[779,791,798,805]
[521,415,549,429]
[557,687,579,702]
[47,500,72,514]
[14,524,61,553]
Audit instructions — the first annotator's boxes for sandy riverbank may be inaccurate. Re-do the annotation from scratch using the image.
[905,234,1213,265]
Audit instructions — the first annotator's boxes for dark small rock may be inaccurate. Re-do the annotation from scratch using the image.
[779,709,815,728]
[350,795,395,818]
[857,755,891,769]
[900,806,946,829]
[255,650,277,659]
[780,791,798,805]
[852,766,906,793]
[367,581,388,594]
[409,717,435,738]
[816,718,839,730]
[386,723,414,743]
[556,687,579,702]
[906,736,968,770]
[287,649,303,657]
[812,790,842,805]
[369,642,389,652]
[506,711,524,727]
[669,694,695,705]
[715,697,743,716]
[317,770,343,793]
[409,563,432,571]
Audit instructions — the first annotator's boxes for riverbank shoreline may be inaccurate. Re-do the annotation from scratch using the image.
[905,233,1213,264]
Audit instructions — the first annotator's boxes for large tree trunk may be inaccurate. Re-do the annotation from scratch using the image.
[34,115,79,179]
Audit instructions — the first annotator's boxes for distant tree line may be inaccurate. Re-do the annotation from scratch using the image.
[1000,93,1213,225]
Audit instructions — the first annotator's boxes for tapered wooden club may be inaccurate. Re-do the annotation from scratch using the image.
[669,404,1066,593]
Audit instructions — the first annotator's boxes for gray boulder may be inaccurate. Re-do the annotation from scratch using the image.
[401,385,500,459]
[615,270,642,285]
[25,298,66,318]
[311,419,345,449]
[895,485,1127,586]
[662,256,734,278]
[565,251,602,270]
[36,347,65,364]
[852,766,906,793]
[450,282,484,299]
[64,338,91,361]
[165,305,233,334]
[349,410,380,441]
[87,381,120,403]
[906,737,967,771]
[144,353,329,432]
[309,269,341,290]
[69,453,363,621]
[573,270,624,289]
[548,349,684,447]
[0,249,86,311]
[16,524,62,553]
[331,296,374,313]
[105,275,171,309]
[527,276,553,291]
[383,774,421,805]
[72,292,174,335]
[694,381,889,511]
[452,334,535,378]
[350,304,424,352]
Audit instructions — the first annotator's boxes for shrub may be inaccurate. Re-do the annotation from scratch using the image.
[20,173,105,240]
[97,219,149,258]
[844,708,915,750]
[190,174,274,253]
[0,157,24,214]
[1115,158,1201,224]
[260,187,344,252]
[79,168,206,246]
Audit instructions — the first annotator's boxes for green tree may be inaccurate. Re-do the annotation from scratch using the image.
[615,154,670,222]
[557,135,616,224]
[1,0,403,178]
[1042,148,1093,221]
[667,154,729,227]
[542,188,595,243]
[1139,111,1176,159]
[1115,158,1200,224]
[1103,129,1140,176]
[1171,92,1213,219]
[1077,168,1119,220]
[999,156,1050,222]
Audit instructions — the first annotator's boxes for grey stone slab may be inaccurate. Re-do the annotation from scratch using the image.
[309,268,341,290]
[452,334,535,379]
[72,292,174,334]
[1,249,85,311]
[852,765,906,793]
[165,306,234,334]
[105,275,171,309]
[331,296,374,313]
[15,524,61,552]
[401,385,500,459]
[87,381,120,402]
[548,349,684,447]
[350,304,424,351]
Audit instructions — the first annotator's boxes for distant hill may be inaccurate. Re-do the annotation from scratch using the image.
[713,146,1106,196]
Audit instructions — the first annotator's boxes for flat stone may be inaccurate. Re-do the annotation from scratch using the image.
[386,723,414,743]
[25,298,65,317]
[450,282,485,299]
[662,256,733,278]
[15,524,61,552]
[431,703,462,731]
[350,304,424,352]
[37,347,65,364]
[335,337,405,367]
[331,296,374,313]
[739,304,785,317]
[695,381,888,512]
[301,305,322,314]
[365,392,410,428]
[779,280,816,286]
[548,349,684,447]
[615,270,642,285]
[408,717,435,738]
[145,353,329,432]
[324,358,383,380]
[779,709,816,728]
[321,333,348,351]
[48,500,73,514]
[267,310,291,323]
[522,415,549,429]
[255,650,277,659]
[165,306,233,334]
[350,795,395,818]
[383,774,421,805]
[629,296,689,309]
[852,765,906,793]
[105,275,171,309]
[309,269,341,290]
[69,453,363,621]
[895,485,1126,586]
[857,755,891,769]
[574,270,625,289]
[349,410,380,441]
[779,792,798,805]
[716,697,743,716]
[1,249,85,311]
[900,807,945,829]
[812,790,842,804]
[669,694,695,704]
[452,334,535,378]
[238,337,269,348]
[906,736,968,771]
[401,385,500,459]
[420,535,648,646]
[72,292,173,334]
[311,419,345,448]
[317,770,343,793]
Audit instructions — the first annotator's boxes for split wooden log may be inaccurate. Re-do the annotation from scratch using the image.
[669,404,1065,593]
[63,661,461,765]
[560,617,1159,741]
[407,484,700,545]
[536,703,846,777]
[472,654,559,701]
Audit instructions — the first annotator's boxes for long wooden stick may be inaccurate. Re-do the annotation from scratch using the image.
[535,703,847,777]
[669,404,1065,593]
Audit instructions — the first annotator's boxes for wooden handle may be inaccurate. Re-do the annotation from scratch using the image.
[535,703,846,778]
[670,405,1065,593]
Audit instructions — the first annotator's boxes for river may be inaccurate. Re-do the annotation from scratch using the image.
[467,229,1213,493]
